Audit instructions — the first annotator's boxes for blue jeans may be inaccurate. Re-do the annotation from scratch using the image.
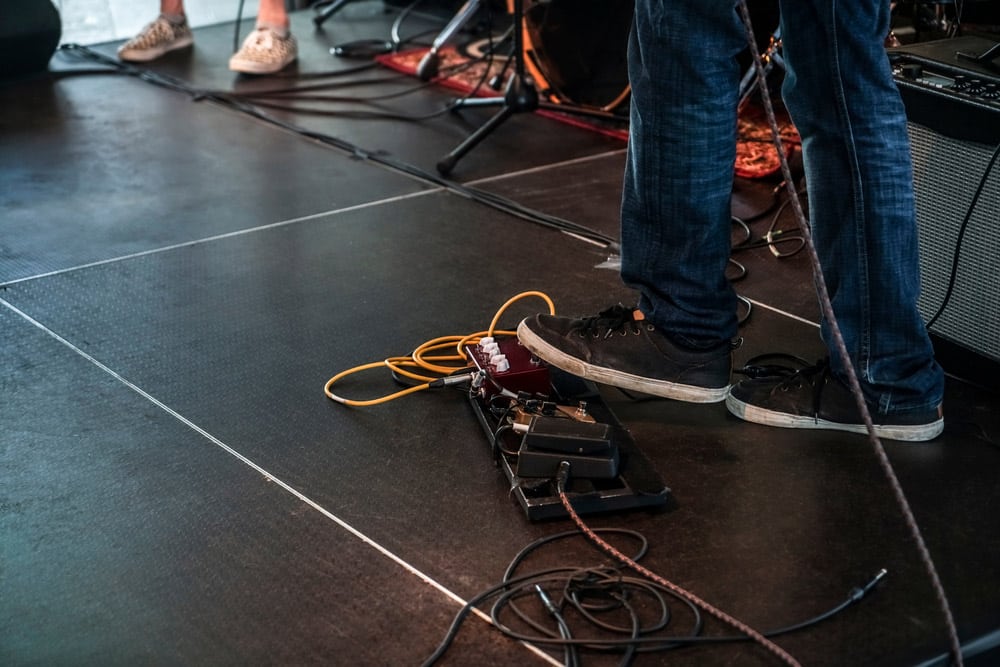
[620,0,944,413]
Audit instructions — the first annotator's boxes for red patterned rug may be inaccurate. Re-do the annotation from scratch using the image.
[377,46,800,179]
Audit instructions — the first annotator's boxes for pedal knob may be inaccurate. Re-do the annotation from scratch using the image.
[491,354,510,372]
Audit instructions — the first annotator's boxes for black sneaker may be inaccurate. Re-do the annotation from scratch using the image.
[516,305,733,403]
[726,358,944,442]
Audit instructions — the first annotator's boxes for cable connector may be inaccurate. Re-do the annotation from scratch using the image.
[556,460,572,490]
[534,585,559,616]
[849,569,887,603]
[470,370,487,392]
[428,372,476,389]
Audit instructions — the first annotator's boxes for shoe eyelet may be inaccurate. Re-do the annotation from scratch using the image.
[646,324,655,331]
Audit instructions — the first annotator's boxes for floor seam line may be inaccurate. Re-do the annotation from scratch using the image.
[466,149,627,188]
[215,88,626,193]
[746,297,821,329]
[0,188,441,288]
[3,145,626,289]
[0,295,561,666]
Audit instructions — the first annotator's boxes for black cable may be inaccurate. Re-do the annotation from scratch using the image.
[730,188,807,257]
[554,463,798,666]
[226,29,505,103]
[533,583,579,667]
[388,0,436,51]
[422,519,888,665]
[233,0,246,53]
[55,43,618,250]
[924,140,1000,330]
[420,528,696,666]
[229,71,412,97]
[327,0,440,56]
[224,53,502,121]
[734,352,813,380]
[734,2,964,665]
[736,294,752,326]
[491,422,519,458]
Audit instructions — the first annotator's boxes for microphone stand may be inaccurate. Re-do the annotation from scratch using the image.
[313,0,363,28]
[436,0,625,176]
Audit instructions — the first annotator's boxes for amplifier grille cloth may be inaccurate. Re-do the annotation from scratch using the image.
[908,121,1000,362]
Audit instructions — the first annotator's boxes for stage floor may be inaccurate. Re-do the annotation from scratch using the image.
[3,4,999,665]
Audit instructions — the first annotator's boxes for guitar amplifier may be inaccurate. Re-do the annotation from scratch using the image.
[890,36,1000,364]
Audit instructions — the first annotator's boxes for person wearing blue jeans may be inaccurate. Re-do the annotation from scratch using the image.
[517,0,945,441]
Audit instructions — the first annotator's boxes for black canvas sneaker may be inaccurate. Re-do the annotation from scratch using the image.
[726,358,944,441]
[516,305,733,403]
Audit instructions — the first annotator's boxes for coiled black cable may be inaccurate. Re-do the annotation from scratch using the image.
[734,1,964,664]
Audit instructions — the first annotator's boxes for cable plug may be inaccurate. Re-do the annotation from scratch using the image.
[428,372,476,388]
[470,370,487,391]
[556,460,572,490]
[849,569,887,603]
[534,585,560,616]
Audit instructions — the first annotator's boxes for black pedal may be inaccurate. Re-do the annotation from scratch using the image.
[466,337,671,520]
[522,416,612,455]
[516,416,619,479]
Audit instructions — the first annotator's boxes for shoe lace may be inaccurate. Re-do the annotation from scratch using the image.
[576,304,643,338]
[779,358,831,394]
[739,356,833,416]
[247,28,274,50]
[735,353,818,381]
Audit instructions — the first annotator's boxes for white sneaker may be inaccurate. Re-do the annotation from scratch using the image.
[228,28,298,75]
[117,16,193,62]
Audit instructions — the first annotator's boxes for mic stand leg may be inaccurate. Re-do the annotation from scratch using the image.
[437,72,538,175]
[417,0,484,80]
[313,0,361,28]
[434,0,628,176]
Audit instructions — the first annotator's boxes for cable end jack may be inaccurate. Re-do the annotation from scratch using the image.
[850,568,888,603]
[428,372,477,389]
[556,460,572,490]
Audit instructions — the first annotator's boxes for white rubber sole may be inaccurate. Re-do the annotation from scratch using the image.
[517,320,729,404]
[229,54,296,75]
[725,394,944,442]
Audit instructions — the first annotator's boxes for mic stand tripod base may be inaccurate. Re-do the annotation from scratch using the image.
[437,75,539,176]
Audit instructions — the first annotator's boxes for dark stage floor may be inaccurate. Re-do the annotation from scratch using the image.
[2,4,999,666]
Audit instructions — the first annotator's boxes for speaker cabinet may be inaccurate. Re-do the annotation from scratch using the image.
[892,36,1000,364]
[908,124,1000,363]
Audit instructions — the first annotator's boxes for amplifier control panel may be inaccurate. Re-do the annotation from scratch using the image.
[890,35,1000,145]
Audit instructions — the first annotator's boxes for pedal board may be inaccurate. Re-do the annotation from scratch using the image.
[465,336,671,521]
